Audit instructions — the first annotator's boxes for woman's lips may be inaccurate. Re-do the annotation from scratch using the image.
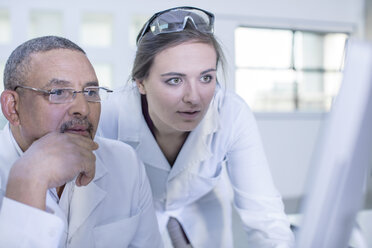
[177,110,201,119]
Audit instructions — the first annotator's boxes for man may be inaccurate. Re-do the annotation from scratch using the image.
[0,36,162,247]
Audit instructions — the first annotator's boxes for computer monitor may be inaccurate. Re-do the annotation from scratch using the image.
[295,39,372,248]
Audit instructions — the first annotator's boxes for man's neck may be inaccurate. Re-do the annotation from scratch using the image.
[10,125,30,152]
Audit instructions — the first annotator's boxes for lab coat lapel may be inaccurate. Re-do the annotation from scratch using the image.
[136,125,171,171]
[116,86,170,172]
[115,86,171,200]
[68,153,107,237]
[168,100,220,181]
[0,123,22,177]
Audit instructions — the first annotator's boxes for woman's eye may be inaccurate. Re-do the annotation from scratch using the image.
[166,78,182,85]
[200,75,212,83]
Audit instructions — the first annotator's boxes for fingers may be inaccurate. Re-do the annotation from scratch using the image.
[75,139,96,187]
[64,132,99,151]
[74,149,96,187]
[75,170,95,187]
[30,132,98,188]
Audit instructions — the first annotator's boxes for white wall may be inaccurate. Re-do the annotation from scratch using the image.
[256,113,325,199]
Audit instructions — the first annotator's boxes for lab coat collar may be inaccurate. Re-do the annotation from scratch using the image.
[0,123,22,178]
[2,122,109,239]
[117,86,170,171]
[168,99,220,180]
[67,138,108,238]
[116,85,221,180]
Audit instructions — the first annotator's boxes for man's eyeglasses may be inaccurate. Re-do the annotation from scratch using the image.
[136,6,214,45]
[14,85,113,104]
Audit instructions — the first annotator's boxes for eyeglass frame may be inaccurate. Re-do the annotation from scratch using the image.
[13,85,113,103]
[136,6,215,45]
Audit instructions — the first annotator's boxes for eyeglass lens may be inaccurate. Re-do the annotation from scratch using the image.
[50,88,107,103]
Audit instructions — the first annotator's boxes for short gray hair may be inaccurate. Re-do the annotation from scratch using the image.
[3,36,86,90]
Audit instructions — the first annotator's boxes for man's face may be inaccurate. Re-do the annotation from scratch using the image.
[15,49,100,150]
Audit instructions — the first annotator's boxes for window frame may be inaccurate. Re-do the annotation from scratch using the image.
[234,25,350,112]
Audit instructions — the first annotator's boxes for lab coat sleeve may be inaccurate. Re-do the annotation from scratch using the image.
[225,97,295,247]
[0,196,64,248]
[129,155,164,248]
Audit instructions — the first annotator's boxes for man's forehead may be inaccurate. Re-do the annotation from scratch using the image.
[29,48,84,61]
[27,49,98,88]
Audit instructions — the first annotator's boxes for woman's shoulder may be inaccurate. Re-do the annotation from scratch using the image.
[214,87,253,115]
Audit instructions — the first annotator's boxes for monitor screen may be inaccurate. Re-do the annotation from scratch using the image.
[295,39,372,248]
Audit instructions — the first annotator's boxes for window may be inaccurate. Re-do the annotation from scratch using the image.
[235,27,348,112]
[80,13,113,47]
[93,63,113,89]
[29,10,63,38]
[0,62,6,128]
[130,14,149,48]
[0,62,4,92]
[0,9,11,44]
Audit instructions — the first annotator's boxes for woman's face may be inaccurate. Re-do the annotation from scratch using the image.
[137,41,217,136]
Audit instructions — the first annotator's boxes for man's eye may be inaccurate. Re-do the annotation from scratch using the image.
[52,89,66,96]
[86,89,99,96]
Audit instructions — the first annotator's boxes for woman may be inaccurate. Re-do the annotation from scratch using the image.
[99,6,294,247]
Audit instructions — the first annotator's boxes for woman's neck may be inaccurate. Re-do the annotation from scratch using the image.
[141,95,188,166]
[154,130,189,166]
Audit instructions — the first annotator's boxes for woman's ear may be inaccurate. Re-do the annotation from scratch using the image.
[135,79,146,95]
[1,90,20,125]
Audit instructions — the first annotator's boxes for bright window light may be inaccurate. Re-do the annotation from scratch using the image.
[130,14,150,48]
[29,10,63,38]
[94,63,113,89]
[235,27,293,68]
[81,13,113,47]
[235,27,347,112]
[0,62,6,128]
[0,9,11,44]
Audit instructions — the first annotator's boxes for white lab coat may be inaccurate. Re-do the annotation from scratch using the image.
[98,84,295,247]
[0,123,163,248]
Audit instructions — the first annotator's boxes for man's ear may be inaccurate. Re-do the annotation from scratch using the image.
[135,79,146,95]
[1,90,20,125]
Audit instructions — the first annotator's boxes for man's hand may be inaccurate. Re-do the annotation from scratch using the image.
[5,132,98,210]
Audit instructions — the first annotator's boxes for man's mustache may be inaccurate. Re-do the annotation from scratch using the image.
[60,118,94,138]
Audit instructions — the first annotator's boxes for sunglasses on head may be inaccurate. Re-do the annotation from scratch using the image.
[136,6,215,46]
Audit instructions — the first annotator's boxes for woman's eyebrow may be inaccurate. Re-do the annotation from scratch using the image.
[160,72,186,77]
[160,69,217,77]
[200,68,217,75]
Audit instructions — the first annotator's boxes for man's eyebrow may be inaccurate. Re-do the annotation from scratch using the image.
[85,81,99,87]
[45,78,71,87]
[44,79,99,88]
